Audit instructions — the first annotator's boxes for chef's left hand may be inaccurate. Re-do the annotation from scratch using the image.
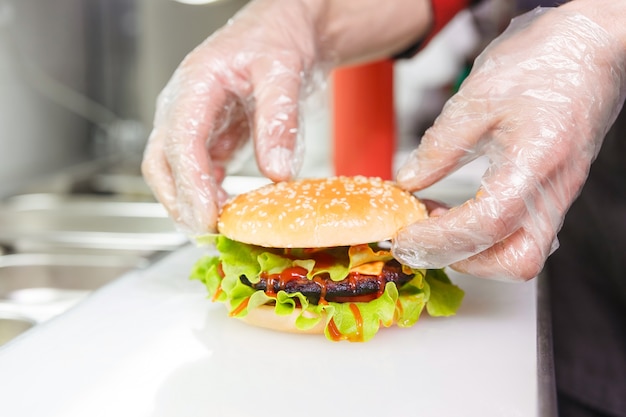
[392,3,626,281]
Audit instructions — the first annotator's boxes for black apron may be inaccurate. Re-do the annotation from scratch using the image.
[547,108,626,417]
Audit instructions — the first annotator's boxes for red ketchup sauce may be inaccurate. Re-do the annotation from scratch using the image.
[229,297,250,317]
[212,262,226,301]
[327,303,365,342]
[262,266,309,297]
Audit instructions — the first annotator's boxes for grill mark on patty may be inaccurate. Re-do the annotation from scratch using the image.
[239,260,414,304]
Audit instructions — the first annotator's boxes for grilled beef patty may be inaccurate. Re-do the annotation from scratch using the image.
[239,260,414,304]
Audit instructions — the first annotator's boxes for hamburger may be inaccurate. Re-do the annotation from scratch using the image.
[191,176,464,342]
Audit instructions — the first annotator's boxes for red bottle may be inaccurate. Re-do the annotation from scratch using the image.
[332,59,395,180]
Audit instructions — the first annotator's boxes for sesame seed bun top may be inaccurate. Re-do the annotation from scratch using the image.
[217,176,428,248]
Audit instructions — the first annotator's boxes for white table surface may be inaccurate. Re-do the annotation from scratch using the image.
[0,244,538,417]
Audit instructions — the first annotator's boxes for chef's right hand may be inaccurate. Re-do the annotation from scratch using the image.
[141,0,434,236]
[141,0,323,235]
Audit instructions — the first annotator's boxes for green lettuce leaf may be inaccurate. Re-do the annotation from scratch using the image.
[190,236,464,342]
[320,282,397,342]
[394,270,428,327]
[193,233,220,247]
[215,235,265,284]
[424,269,465,317]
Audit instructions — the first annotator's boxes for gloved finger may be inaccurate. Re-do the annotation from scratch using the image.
[141,132,179,222]
[449,173,565,281]
[392,187,527,270]
[419,198,450,217]
[449,157,572,280]
[250,55,306,181]
[145,65,232,233]
[392,132,543,270]
[396,95,488,191]
[394,124,575,279]
[449,220,557,281]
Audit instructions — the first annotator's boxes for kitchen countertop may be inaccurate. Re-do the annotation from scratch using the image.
[0,244,546,417]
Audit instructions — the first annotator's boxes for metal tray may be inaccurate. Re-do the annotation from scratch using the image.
[0,314,36,347]
[0,253,148,344]
[0,194,187,252]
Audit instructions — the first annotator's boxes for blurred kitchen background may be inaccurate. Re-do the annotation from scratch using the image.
[0,0,248,197]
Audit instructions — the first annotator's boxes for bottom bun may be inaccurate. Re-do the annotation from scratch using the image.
[233,304,402,338]
[235,304,327,335]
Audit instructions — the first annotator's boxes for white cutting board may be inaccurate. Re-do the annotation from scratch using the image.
[0,244,537,417]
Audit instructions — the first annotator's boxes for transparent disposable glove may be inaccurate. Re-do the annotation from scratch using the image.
[141,0,326,235]
[393,7,626,281]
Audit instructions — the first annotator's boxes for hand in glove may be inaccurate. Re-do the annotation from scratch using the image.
[140,1,323,235]
[392,4,626,281]
[141,0,431,235]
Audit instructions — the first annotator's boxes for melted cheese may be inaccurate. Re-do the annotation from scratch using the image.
[349,261,385,276]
